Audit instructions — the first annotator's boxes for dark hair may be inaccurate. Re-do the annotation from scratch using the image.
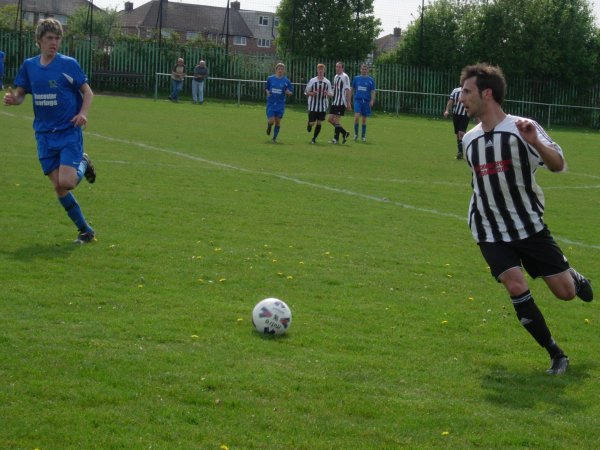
[460,63,506,105]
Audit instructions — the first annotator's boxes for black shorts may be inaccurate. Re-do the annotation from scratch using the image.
[308,111,326,122]
[453,114,470,134]
[329,104,346,116]
[478,226,570,280]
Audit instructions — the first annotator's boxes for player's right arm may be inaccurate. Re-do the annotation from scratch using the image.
[3,86,26,106]
[444,98,453,118]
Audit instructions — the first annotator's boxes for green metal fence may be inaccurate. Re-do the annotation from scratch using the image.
[1,30,599,128]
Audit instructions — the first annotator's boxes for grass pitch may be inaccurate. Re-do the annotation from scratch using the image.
[1,94,599,449]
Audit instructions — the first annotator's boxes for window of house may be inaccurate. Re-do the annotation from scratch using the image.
[23,11,34,23]
[274,17,280,27]
[259,16,269,26]
[257,39,271,48]
[187,31,198,40]
[234,36,247,46]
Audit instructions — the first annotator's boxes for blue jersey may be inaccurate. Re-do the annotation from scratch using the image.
[352,75,376,102]
[14,53,88,133]
[266,75,293,107]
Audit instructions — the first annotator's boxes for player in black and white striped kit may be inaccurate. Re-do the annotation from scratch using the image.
[305,63,332,144]
[327,61,352,144]
[444,86,469,159]
[460,63,593,376]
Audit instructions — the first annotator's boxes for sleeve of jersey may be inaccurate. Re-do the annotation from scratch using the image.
[304,80,313,95]
[69,59,88,90]
[14,62,31,93]
[534,121,565,167]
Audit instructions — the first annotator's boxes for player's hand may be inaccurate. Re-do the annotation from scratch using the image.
[3,87,17,106]
[71,113,88,128]
[515,118,538,145]
[443,110,449,118]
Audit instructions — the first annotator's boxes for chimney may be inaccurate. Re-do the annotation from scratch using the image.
[124,2,133,11]
[393,27,401,37]
[231,1,240,10]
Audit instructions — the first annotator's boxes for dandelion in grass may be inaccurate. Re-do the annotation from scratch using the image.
[585,318,590,324]
[441,320,448,325]
[441,431,450,436]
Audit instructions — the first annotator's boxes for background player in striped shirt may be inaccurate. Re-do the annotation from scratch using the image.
[443,85,469,159]
[327,62,352,144]
[304,64,333,144]
[460,63,593,376]
[351,63,376,142]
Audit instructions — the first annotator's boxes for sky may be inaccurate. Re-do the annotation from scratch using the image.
[92,0,600,38]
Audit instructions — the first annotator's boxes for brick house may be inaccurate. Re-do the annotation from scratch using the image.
[118,0,279,55]
[0,0,102,28]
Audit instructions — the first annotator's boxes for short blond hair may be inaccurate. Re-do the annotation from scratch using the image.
[317,63,325,70]
[36,18,63,42]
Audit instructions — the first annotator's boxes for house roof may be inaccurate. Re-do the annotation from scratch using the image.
[238,9,277,40]
[119,0,253,37]
[375,31,402,56]
[0,0,101,15]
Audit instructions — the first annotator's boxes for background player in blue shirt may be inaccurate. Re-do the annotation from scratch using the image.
[3,18,97,244]
[265,63,293,143]
[351,63,376,142]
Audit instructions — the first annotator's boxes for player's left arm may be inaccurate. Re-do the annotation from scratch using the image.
[71,82,93,128]
[516,118,565,172]
[370,88,376,108]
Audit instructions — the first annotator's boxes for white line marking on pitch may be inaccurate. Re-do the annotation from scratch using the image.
[87,132,600,251]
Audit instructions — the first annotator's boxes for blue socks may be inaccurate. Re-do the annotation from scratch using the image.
[59,192,92,232]
[362,124,367,138]
[274,125,280,139]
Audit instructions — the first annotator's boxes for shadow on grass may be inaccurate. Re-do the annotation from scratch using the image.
[481,362,594,410]
[3,242,77,261]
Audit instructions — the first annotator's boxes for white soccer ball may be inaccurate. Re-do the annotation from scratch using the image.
[252,298,292,335]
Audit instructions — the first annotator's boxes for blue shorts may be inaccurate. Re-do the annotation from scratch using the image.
[354,99,372,117]
[36,127,84,175]
[266,104,285,119]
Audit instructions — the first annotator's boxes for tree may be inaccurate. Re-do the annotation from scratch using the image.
[276,0,381,61]
[67,6,122,49]
[0,4,33,32]
[380,0,600,85]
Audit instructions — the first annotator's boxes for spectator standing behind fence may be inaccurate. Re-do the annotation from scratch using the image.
[444,85,469,160]
[0,50,5,90]
[3,18,97,244]
[459,63,593,376]
[327,61,352,144]
[265,62,293,143]
[305,63,332,145]
[351,63,376,142]
[192,59,208,104]
[168,57,185,102]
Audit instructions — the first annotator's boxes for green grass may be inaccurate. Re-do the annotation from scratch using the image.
[1,94,599,449]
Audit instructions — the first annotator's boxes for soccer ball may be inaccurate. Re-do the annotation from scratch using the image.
[252,298,292,335]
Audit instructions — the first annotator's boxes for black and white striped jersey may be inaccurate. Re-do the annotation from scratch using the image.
[449,87,468,116]
[463,114,564,243]
[331,72,351,106]
[305,76,332,112]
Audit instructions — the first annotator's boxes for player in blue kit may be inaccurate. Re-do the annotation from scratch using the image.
[3,18,97,244]
[351,63,376,142]
[265,63,293,143]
